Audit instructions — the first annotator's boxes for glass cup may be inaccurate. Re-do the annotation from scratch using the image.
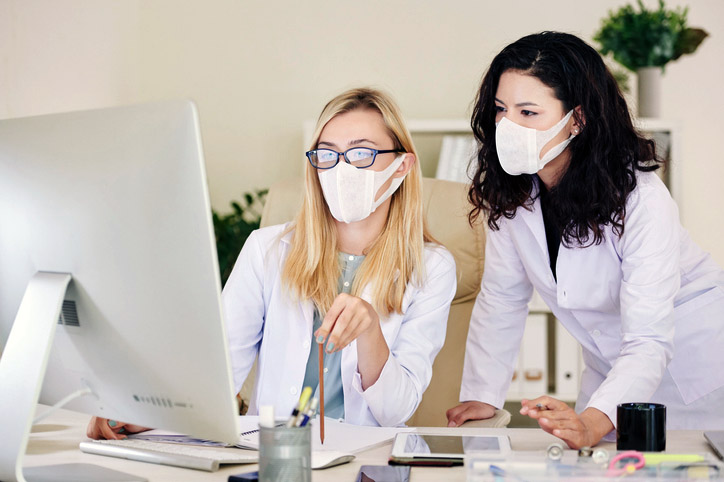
[258,424,311,482]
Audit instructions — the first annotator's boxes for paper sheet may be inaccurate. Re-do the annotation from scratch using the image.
[131,415,412,454]
[237,416,413,453]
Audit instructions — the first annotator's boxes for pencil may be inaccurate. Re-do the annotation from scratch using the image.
[318,343,325,444]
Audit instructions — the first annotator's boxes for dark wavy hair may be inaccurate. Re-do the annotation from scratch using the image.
[468,31,661,246]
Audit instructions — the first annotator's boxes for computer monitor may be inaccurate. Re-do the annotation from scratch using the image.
[0,101,241,481]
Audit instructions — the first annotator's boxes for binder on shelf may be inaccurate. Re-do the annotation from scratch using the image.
[435,135,477,184]
[508,314,548,400]
[521,314,548,396]
[554,322,582,400]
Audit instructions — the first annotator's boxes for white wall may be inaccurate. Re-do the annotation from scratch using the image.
[2,0,723,264]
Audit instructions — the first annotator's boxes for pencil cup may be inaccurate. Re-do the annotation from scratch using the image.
[617,402,666,451]
[258,424,311,482]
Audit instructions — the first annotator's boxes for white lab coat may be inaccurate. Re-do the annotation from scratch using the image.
[223,223,456,427]
[461,171,724,428]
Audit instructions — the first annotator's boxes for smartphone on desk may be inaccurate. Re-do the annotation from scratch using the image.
[228,471,258,482]
[356,465,410,482]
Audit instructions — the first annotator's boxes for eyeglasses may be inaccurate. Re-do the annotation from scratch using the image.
[306,147,403,170]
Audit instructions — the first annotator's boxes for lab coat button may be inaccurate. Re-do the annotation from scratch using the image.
[303,340,310,350]
[290,386,297,395]
[592,329,601,337]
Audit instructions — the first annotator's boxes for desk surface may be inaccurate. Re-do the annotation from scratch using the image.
[24,406,718,481]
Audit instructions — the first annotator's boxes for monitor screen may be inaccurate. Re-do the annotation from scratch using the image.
[0,101,241,479]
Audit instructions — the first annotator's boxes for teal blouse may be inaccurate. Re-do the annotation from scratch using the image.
[301,252,365,420]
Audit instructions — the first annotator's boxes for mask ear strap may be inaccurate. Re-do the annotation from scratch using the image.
[380,153,406,176]
[371,154,407,210]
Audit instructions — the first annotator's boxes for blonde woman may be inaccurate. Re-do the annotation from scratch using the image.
[223,85,456,426]
[220,88,456,427]
[87,88,455,439]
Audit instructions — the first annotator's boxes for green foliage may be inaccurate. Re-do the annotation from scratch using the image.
[212,189,268,286]
[594,0,708,72]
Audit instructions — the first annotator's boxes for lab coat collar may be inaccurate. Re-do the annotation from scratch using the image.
[518,178,548,261]
[278,225,295,245]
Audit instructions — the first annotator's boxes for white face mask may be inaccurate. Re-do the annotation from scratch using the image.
[318,154,406,223]
[495,110,576,175]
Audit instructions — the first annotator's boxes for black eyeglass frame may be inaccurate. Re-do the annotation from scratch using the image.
[305,147,404,170]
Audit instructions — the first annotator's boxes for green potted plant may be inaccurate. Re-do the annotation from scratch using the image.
[212,189,267,286]
[594,0,708,117]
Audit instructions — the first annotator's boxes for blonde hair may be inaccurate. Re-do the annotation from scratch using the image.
[281,87,435,316]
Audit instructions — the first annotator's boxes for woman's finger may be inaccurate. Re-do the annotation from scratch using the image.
[315,294,349,344]
[447,402,495,427]
[328,310,358,352]
[325,304,356,353]
[86,417,102,438]
[551,428,586,449]
[535,407,575,421]
[103,420,127,440]
[540,414,579,433]
[337,312,370,352]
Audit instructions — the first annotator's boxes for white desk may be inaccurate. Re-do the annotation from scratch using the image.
[24,406,719,481]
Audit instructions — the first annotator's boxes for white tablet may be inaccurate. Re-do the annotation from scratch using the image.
[389,433,511,466]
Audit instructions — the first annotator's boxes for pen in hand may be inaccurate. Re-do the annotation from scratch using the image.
[318,343,325,444]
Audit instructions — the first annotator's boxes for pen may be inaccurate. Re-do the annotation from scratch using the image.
[318,343,325,444]
[287,386,312,427]
[298,397,318,427]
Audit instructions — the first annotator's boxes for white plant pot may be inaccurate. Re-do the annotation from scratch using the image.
[637,67,662,118]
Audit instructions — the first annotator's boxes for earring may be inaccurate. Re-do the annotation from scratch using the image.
[572,128,580,135]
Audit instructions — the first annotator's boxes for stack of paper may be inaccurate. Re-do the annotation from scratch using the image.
[236,416,412,453]
[435,135,478,183]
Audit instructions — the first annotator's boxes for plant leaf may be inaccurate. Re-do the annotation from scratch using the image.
[673,27,709,60]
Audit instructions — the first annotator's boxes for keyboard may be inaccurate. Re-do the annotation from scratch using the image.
[80,438,258,472]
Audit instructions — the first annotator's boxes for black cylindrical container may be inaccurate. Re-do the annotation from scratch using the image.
[617,403,666,451]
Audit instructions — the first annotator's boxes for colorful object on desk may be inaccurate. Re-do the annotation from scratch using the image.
[287,386,312,427]
[607,450,645,477]
[578,446,593,457]
[298,398,318,428]
[592,448,610,465]
[546,442,564,461]
[642,453,706,465]
[318,343,325,444]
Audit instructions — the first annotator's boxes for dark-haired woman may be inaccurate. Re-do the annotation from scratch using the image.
[446,31,724,448]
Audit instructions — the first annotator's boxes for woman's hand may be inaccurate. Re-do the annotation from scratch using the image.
[86,416,149,440]
[315,293,389,389]
[446,401,497,427]
[520,396,613,449]
[315,293,382,354]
